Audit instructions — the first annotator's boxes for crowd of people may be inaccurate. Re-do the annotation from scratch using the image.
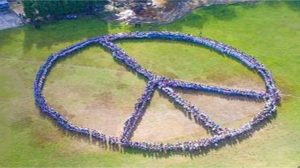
[34,31,280,152]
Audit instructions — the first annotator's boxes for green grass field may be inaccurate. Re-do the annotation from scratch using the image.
[1,1,300,167]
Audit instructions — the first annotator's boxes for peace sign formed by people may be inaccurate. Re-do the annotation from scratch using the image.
[34,31,280,152]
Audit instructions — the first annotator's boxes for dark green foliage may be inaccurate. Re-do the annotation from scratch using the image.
[22,0,108,21]
[22,0,36,20]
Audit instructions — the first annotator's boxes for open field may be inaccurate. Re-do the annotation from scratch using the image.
[0,1,300,167]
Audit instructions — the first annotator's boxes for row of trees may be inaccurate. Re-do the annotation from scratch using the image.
[22,0,108,21]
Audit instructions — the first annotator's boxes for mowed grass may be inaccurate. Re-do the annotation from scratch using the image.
[0,1,300,167]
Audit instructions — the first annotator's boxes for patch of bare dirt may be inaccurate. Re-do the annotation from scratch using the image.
[44,82,145,138]
[131,91,210,143]
[82,98,134,137]
[175,89,265,129]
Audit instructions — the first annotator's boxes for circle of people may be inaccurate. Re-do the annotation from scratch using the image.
[34,31,281,152]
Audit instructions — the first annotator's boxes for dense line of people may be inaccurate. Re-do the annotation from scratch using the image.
[33,31,280,152]
[120,80,157,144]
[159,84,224,135]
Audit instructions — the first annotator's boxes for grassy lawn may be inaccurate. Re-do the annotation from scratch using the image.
[0,1,300,167]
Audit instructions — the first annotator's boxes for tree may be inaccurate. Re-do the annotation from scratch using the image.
[22,0,109,22]
[22,0,36,20]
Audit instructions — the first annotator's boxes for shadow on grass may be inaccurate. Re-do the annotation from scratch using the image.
[0,27,24,48]
[284,0,300,12]
[265,0,282,8]
[202,5,237,21]
[265,0,300,12]
[239,1,259,9]
[22,17,109,55]
[160,3,238,32]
